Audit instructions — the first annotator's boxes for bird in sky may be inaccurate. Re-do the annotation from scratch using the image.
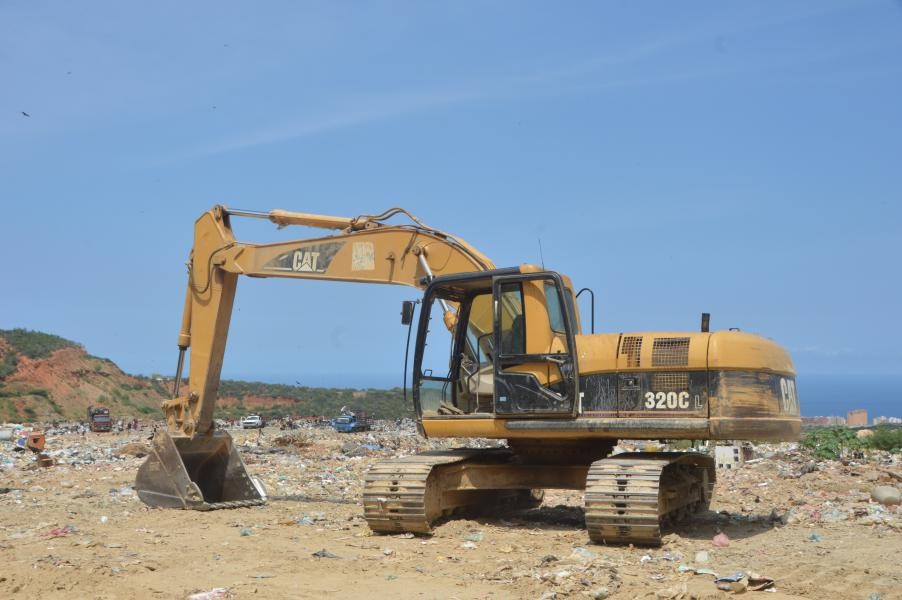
[21,111,30,117]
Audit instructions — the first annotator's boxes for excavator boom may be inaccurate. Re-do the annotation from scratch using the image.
[136,205,495,509]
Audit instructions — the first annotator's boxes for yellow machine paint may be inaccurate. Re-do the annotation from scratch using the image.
[136,205,799,544]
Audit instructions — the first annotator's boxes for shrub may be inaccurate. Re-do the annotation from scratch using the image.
[0,351,18,379]
[801,426,860,460]
[863,426,902,453]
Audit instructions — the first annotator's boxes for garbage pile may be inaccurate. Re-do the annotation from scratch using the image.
[0,423,899,599]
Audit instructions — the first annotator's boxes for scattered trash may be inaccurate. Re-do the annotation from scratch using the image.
[570,547,596,562]
[747,572,775,591]
[641,553,679,564]
[714,572,747,593]
[187,588,232,600]
[0,419,898,598]
[712,532,731,547]
[99,515,109,524]
[46,524,77,538]
[822,508,849,523]
[539,570,572,585]
[678,565,718,577]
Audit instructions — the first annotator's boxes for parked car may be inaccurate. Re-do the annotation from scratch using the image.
[240,415,264,429]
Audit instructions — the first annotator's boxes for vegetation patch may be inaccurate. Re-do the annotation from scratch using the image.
[0,328,80,359]
[802,425,902,458]
[0,350,18,379]
[216,380,409,419]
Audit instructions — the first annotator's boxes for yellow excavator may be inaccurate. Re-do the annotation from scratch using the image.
[136,205,800,545]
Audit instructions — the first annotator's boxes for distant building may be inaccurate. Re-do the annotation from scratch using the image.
[874,416,902,425]
[846,409,868,427]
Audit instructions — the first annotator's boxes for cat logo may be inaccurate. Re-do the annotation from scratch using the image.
[292,250,320,272]
[261,241,342,274]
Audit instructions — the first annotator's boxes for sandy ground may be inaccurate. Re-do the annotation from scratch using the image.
[1,427,900,600]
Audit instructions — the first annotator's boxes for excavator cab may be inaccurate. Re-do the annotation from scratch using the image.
[412,267,581,419]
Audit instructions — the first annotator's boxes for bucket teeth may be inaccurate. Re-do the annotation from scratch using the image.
[136,430,265,510]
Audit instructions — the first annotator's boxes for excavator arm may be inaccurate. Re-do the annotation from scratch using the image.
[166,204,493,438]
[137,205,494,510]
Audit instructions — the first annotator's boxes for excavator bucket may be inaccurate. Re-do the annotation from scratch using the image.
[135,430,266,510]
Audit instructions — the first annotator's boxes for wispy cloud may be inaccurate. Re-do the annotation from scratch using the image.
[156,0,889,163]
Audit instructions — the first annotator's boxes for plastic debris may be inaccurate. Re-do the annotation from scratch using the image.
[807,532,822,543]
[747,572,775,591]
[714,572,746,592]
[187,588,232,600]
[312,548,338,559]
[641,553,679,564]
[712,532,731,547]
[464,531,484,542]
[46,524,77,538]
[677,565,718,577]
[694,551,710,564]
[570,547,596,562]
[239,527,252,536]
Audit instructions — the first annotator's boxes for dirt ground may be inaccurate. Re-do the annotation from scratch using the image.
[1,427,899,600]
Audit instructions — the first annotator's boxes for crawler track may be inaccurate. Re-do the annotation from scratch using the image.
[363,449,484,533]
[363,448,547,534]
[584,452,714,546]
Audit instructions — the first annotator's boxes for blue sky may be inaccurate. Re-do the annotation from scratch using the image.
[1,1,900,391]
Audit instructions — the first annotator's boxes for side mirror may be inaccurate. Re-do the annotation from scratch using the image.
[401,300,416,325]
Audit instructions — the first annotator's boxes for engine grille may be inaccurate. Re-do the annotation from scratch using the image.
[652,372,690,392]
[619,336,643,368]
[652,337,690,367]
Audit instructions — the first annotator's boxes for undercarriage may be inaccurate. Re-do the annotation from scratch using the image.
[363,442,715,546]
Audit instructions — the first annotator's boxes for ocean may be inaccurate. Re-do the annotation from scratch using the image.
[796,373,902,419]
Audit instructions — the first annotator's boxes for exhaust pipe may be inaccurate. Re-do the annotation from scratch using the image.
[136,430,266,510]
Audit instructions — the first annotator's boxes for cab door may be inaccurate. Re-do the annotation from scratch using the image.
[492,273,579,416]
